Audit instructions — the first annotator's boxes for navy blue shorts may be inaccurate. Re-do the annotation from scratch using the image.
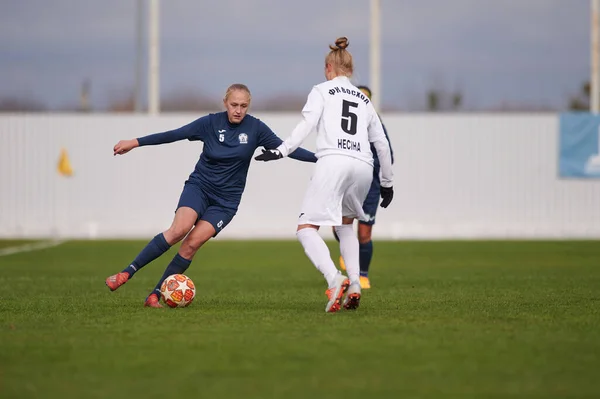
[360,173,381,226]
[176,182,237,236]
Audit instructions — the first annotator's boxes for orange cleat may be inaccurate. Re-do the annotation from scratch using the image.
[144,293,163,308]
[325,273,350,313]
[359,276,371,289]
[343,283,362,310]
[105,272,129,291]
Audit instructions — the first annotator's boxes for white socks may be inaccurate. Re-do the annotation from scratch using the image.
[296,227,339,288]
[334,224,360,285]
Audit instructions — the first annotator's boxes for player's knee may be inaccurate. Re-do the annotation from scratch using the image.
[358,225,372,244]
[179,241,195,257]
[179,238,202,258]
[166,225,192,243]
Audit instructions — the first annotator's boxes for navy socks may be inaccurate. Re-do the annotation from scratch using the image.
[150,253,192,298]
[359,240,373,277]
[122,233,171,277]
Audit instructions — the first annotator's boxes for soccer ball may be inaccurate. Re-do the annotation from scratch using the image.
[160,274,196,308]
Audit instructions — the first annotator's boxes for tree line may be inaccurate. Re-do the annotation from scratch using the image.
[0,80,593,113]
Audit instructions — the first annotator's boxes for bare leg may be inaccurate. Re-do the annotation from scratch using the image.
[148,220,216,300]
[106,207,197,292]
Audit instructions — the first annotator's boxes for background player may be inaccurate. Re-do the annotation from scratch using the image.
[105,83,317,307]
[333,85,394,290]
[255,37,393,313]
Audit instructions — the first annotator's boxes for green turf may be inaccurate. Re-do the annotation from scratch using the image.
[0,240,599,398]
[0,240,39,249]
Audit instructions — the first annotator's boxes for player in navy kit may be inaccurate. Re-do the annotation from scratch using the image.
[105,83,317,307]
[333,85,394,289]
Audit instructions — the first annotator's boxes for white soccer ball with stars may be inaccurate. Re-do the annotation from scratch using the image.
[160,274,196,308]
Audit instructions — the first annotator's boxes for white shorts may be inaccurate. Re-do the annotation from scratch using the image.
[298,155,374,226]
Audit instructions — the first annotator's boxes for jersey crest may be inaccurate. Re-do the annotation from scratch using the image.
[238,133,248,144]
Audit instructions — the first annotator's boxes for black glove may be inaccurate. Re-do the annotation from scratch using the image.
[380,186,393,208]
[254,149,283,162]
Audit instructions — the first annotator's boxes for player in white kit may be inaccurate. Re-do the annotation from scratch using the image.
[255,37,394,313]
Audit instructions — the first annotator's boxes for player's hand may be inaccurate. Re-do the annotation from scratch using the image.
[254,149,283,162]
[113,139,139,156]
[380,186,393,208]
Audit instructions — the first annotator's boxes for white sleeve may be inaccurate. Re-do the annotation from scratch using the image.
[276,87,324,157]
[368,108,393,188]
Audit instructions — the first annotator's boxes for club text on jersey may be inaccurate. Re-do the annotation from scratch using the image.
[328,87,370,104]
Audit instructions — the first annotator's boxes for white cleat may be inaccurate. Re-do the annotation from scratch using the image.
[325,273,350,313]
[343,282,362,310]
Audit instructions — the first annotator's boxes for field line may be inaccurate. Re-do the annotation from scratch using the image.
[0,240,66,257]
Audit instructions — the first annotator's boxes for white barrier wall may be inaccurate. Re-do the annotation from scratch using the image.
[1,113,599,239]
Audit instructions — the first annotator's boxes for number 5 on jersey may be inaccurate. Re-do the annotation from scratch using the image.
[341,100,358,135]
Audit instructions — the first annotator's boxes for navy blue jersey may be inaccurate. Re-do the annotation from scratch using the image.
[137,112,316,208]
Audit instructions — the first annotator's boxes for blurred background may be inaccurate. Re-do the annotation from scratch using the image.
[1,0,600,240]
[0,0,592,113]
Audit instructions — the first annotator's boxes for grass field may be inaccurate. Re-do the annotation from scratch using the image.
[1,239,599,398]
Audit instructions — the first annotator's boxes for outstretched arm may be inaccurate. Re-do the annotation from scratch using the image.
[289,147,318,162]
[255,122,317,163]
[113,116,210,156]
[276,87,324,157]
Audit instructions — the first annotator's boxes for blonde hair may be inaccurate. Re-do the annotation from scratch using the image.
[325,37,353,77]
[224,83,251,102]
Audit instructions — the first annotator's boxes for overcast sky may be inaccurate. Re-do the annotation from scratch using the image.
[0,0,590,111]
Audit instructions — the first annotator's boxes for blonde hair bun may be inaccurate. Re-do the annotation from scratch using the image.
[325,37,353,76]
[329,37,349,51]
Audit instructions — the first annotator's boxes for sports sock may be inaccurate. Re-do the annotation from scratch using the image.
[334,224,360,285]
[296,228,339,288]
[150,253,192,298]
[359,240,373,277]
[122,233,171,278]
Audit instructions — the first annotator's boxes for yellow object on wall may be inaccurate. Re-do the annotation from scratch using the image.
[57,148,73,177]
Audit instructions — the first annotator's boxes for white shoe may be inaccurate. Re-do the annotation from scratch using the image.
[325,273,350,313]
[343,282,361,310]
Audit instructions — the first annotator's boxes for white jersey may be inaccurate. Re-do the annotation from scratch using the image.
[276,76,393,188]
